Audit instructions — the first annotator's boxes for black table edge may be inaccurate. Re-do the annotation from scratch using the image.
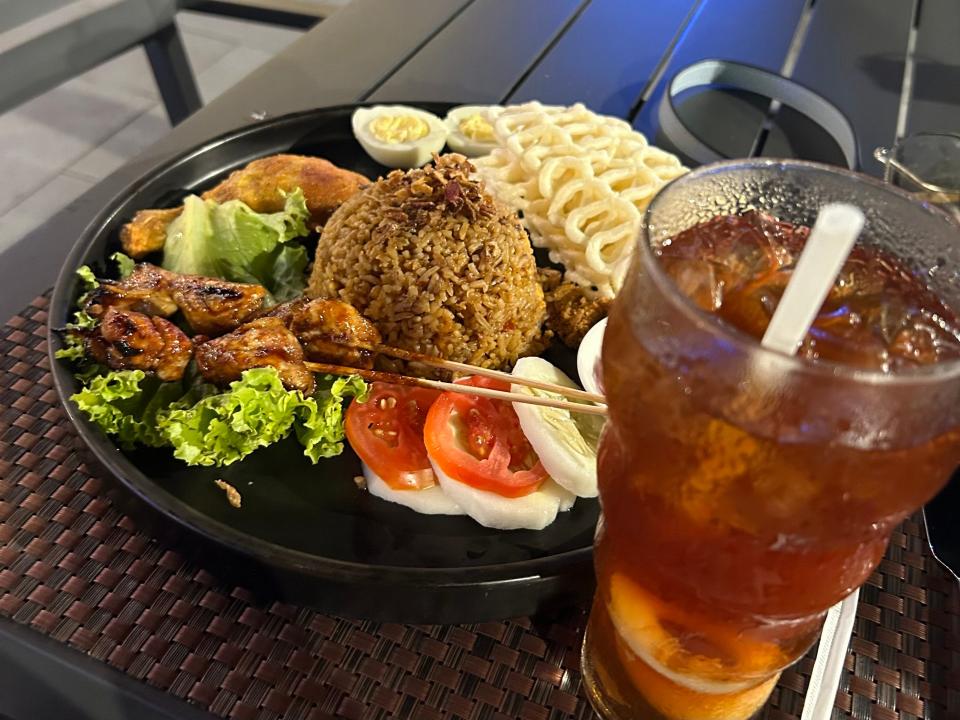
[0,617,216,720]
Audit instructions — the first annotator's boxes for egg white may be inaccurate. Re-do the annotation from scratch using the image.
[444,105,503,157]
[352,105,448,169]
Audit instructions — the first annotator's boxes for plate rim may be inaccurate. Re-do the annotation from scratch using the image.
[47,102,595,588]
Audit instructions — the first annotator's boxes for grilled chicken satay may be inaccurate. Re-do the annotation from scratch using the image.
[262,298,382,369]
[85,263,268,335]
[121,154,370,258]
[170,276,268,336]
[86,263,179,318]
[194,317,316,395]
[86,307,193,381]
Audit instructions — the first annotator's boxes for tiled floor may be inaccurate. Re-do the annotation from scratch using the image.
[0,10,314,257]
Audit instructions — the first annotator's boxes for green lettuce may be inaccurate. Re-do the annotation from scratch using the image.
[71,370,183,449]
[161,189,310,302]
[296,374,370,463]
[110,251,135,279]
[70,366,367,467]
[55,256,132,367]
[156,367,367,467]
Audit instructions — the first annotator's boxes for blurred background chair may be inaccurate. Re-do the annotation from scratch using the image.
[0,0,336,126]
[0,0,201,125]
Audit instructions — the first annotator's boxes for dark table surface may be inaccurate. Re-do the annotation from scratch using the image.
[1,0,959,718]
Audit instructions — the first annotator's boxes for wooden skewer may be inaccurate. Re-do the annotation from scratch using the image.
[333,340,606,405]
[304,361,608,417]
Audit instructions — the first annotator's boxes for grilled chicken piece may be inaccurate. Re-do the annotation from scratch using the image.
[290,299,382,369]
[85,262,267,335]
[194,317,315,394]
[85,263,178,319]
[86,307,193,381]
[255,297,310,325]
[120,154,370,258]
[169,276,268,336]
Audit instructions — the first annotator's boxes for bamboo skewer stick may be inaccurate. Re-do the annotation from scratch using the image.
[328,340,607,405]
[304,361,608,417]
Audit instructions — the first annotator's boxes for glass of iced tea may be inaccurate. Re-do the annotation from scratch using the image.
[582,159,960,720]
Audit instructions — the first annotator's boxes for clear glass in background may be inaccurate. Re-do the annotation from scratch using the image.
[582,160,960,720]
[875,131,960,223]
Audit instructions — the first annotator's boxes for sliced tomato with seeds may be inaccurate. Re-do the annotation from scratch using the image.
[423,375,548,498]
[345,383,441,491]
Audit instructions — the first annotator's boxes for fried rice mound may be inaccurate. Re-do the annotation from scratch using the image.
[308,154,547,370]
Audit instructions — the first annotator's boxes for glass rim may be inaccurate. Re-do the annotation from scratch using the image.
[639,158,960,387]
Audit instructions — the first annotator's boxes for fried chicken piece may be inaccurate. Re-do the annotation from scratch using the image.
[194,317,315,394]
[85,263,178,319]
[86,307,193,381]
[120,154,371,258]
[290,299,382,369]
[169,276,268,336]
[545,282,611,347]
[119,208,181,259]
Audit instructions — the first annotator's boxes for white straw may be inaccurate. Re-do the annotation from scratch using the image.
[759,202,865,720]
[800,591,860,720]
[762,203,865,355]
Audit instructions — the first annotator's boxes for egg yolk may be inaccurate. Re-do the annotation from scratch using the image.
[369,115,430,143]
[458,114,494,142]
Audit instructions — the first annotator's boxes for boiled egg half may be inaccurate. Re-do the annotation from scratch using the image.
[444,105,503,157]
[352,105,448,169]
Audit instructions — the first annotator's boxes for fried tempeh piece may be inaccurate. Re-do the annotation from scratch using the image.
[290,299,382,369]
[194,317,316,395]
[121,154,371,258]
[86,307,193,381]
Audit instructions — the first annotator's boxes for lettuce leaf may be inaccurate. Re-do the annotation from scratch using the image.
[155,367,367,467]
[110,251,136,279]
[161,189,310,302]
[56,254,136,365]
[71,370,183,449]
[296,374,370,463]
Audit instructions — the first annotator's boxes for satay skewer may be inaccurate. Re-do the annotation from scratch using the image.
[322,340,607,405]
[304,361,608,417]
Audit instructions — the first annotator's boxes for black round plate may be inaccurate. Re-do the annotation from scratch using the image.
[49,103,599,624]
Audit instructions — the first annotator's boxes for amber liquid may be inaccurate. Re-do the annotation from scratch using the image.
[584,213,960,720]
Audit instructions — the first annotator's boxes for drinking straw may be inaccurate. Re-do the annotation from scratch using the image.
[757,202,865,720]
[761,203,865,355]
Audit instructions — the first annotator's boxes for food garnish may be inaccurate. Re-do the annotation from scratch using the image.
[475,101,687,298]
[352,106,448,168]
[444,105,503,157]
[345,384,441,491]
[162,189,310,302]
[120,154,369,258]
[510,357,604,498]
[422,375,575,530]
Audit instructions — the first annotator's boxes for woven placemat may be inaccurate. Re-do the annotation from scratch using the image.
[1,295,958,720]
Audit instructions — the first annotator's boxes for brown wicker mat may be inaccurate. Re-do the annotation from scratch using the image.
[1,295,958,720]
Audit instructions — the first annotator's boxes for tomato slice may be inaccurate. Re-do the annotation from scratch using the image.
[423,375,548,498]
[345,383,441,491]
